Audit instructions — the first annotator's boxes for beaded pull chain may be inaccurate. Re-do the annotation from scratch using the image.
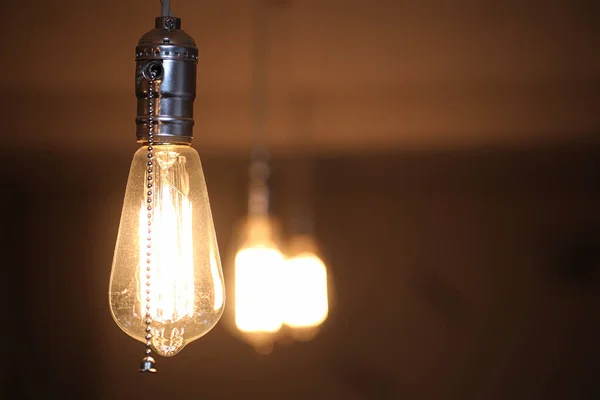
[139,71,158,373]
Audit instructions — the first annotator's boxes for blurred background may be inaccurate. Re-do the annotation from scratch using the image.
[2,0,600,399]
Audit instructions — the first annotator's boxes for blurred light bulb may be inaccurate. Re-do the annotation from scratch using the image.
[283,235,328,339]
[109,145,225,357]
[235,247,284,333]
[233,216,284,351]
[284,255,328,328]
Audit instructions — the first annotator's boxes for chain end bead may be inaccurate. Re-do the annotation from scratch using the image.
[139,356,157,373]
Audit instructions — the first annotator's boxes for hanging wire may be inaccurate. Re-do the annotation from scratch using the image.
[248,0,271,217]
[161,0,172,16]
[252,0,268,155]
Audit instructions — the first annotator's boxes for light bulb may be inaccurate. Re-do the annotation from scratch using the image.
[235,247,284,333]
[109,145,225,357]
[107,12,226,368]
[282,235,328,337]
[233,216,284,350]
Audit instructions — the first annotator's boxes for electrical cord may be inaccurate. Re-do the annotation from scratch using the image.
[247,1,271,217]
[252,0,268,163]
[161,0,172,16]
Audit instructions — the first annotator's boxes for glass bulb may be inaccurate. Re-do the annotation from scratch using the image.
[283,235,328,333]
[234,216,284,335]
[109,144,225,357]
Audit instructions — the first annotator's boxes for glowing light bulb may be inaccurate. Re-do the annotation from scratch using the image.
[235,247,284,333]
[282,235,328,339]
[233,216,284,351]
[109,145,225,357]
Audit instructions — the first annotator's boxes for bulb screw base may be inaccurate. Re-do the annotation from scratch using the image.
[135,15,198,145]
[139,356,157,373]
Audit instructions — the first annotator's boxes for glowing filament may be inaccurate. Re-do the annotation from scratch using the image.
[138,167,195,323]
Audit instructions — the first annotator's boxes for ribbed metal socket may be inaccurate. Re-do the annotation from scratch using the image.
[135,17,198,144]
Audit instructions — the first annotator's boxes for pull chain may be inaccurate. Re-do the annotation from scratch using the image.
[140,72,158,373]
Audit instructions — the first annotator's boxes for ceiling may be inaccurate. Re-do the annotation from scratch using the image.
[3,0,600,154]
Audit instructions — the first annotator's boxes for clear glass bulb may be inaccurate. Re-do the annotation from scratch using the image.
[233,216,284,349]
[282,235,329,339]
[109,144,225,357]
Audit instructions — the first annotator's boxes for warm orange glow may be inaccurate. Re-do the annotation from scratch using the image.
[283,253,328,328]
[234,246,284,332]
[233,216,285,334]
[110,146,225,357]
[137,194,195,323]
